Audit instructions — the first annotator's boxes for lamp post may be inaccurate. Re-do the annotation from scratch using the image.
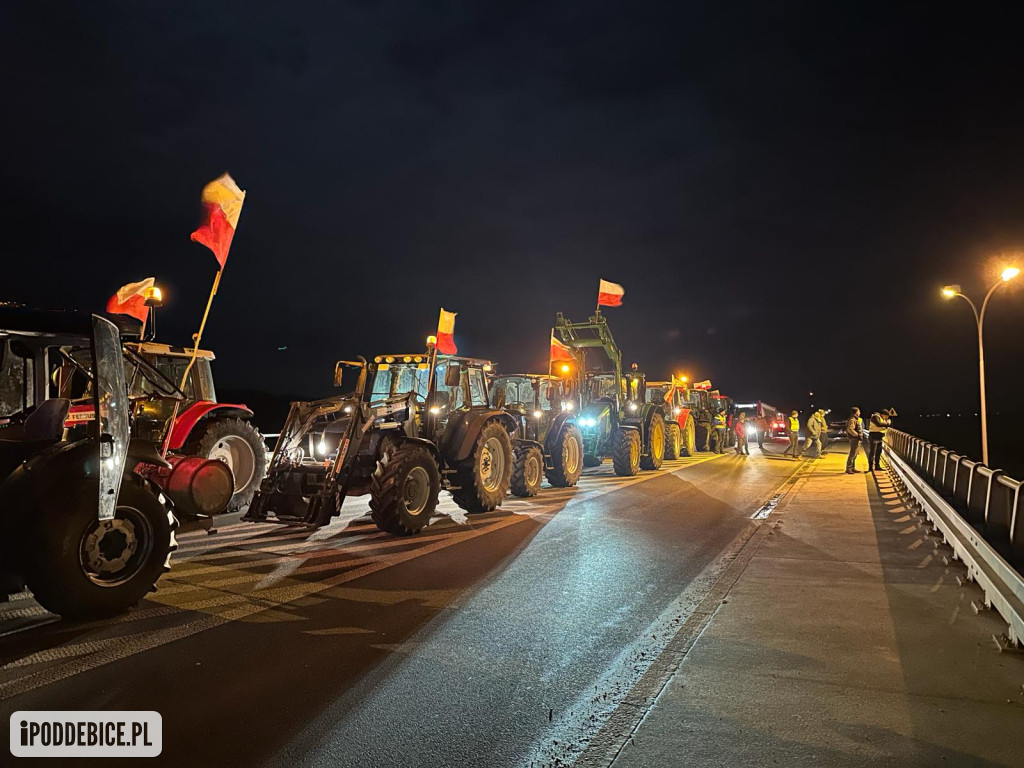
[941,266,1020,465]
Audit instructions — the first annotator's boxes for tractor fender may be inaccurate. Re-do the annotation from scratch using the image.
[542,411,576,457]
[513,437,544,453]
[168,402,254,451]
[394,435,442,464]
[445,410,518,463]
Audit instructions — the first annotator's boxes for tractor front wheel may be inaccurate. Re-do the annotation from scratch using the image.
[451,420,513,514]
[370,442,441,535]
[510,444,544,497]
[665,422,682,460]
[189,418,268,513]
[546,424,583,487]
[680,417,696,457]
[640,413,665,471]
[611,428,641,477]
[26,478,177,619]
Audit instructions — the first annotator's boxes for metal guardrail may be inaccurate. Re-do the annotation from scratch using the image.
[885,430,1024,648]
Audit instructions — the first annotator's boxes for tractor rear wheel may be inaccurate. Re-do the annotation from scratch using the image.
[640,413,665,471]
[665,422,682,460]
[370,442,440,535]
[26,478,177,619]
[611,428,641,477]
[189,418,268,513]
[451,420,513,514]
[510,444,544,497]
[546,424,583,487]
[680,417,696,457]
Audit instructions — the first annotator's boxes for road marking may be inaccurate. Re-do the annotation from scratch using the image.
[0,453,724,701]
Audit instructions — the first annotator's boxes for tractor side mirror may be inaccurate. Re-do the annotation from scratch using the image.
[545,386,557,401]
[333,358,367,390]
[443,363,461,388]
[493,387,506,409]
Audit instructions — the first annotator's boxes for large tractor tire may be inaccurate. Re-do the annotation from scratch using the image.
[510,444,544,497]
[451,420,513,514]
[680,417,696,457]
[546,424,583,487]
[370,442,441,535]
[695,422,711,453]
[611,428,641,477]
[26,478,177,620]
[665,422,682,461]
[640,412,666,471]
[583,454,603,468]
[189,417,269,513]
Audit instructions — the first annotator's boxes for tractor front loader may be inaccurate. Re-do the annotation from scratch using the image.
[246,340,517,535]
[552,311,666,476]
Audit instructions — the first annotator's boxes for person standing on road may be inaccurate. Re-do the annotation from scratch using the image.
[818,409,829,455]
[867,408,894,472]
[753,412,768,450]
[783,410,800,457]
[713,410,728,454]
[800,410,822,458]
[846,407,864,474]
[734,411,750,455]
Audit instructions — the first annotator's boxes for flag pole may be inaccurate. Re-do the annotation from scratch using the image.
[179,267,223,390]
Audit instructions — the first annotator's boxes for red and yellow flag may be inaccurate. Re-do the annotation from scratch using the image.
[550,331,573,362]
[597,279,625,307]
[191,173,245,268]
[106,278,156,323]
[436,308,457,355]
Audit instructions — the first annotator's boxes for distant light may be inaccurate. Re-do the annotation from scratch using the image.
[560,364,571,374]
[1001,266,1020,282]
[941,284,960,299]
[343,406,352,414]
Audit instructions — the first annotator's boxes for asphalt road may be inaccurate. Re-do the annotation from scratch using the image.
[0,442,803,767]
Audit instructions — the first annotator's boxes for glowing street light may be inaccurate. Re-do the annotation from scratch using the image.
[941,267,1021,465]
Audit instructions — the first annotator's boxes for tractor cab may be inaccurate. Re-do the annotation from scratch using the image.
[0,307,175,619]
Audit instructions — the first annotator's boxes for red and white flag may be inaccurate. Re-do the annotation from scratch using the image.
[191,173,245,268]
[436,308,457,355]
[106,278,156,323]
[597,279,625,307]
[550,331,573,362]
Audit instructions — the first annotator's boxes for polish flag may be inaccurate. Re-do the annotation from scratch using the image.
[436,308,457,355]
[106,278,156,323]
[191,173,246,268]
[550,332,573,362]
[597,279,625,307]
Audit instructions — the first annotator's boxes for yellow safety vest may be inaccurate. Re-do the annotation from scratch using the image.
[714,413,726,428]
[788,416,799,431]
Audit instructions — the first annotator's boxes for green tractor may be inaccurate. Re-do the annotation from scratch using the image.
[488,372,584,496]
[245,340,517,535]
[553,311,667,476]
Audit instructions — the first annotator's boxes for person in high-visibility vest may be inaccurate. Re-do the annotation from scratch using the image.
[713,411,727,454]
[783,410,800,458]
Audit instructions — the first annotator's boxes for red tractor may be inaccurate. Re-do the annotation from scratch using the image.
[644,376,697,457]
[127,342,268,513]
[66,341,267,515]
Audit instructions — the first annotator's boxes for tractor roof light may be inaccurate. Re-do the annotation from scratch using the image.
[143,285,163,308]
[426,335,438,348]
[483,363,492,372]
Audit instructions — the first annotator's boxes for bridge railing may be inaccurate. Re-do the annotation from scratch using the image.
[885,429,1024,648]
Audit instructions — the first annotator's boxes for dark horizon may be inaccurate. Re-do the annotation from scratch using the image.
[5,2,1024,418]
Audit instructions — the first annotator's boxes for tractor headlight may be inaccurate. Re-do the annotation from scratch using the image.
[628,403,637,412]
[673,407,681,415]
[533,410,543,419]
[317,439,328,455]
[562,401,574,411]
[579,417,596,428]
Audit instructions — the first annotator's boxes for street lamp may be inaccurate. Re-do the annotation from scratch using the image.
[941,266,1021,465]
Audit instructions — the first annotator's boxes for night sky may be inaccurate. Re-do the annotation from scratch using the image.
[5,2,1024,419]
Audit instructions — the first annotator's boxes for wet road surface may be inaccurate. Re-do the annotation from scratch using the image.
[0,444,802,766]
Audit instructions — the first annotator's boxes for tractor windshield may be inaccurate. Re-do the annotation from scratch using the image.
[491,376,534,408]
[646,385,669,404]
[370,363,431,402]
[589,375,621,402]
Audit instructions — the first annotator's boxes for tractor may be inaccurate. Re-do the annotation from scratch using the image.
[121,342,267,514]
[644,376,695,457]
[488,372,584,496]
[245,339,518,535]
[553,311,667,476]
[0,308,180,619]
